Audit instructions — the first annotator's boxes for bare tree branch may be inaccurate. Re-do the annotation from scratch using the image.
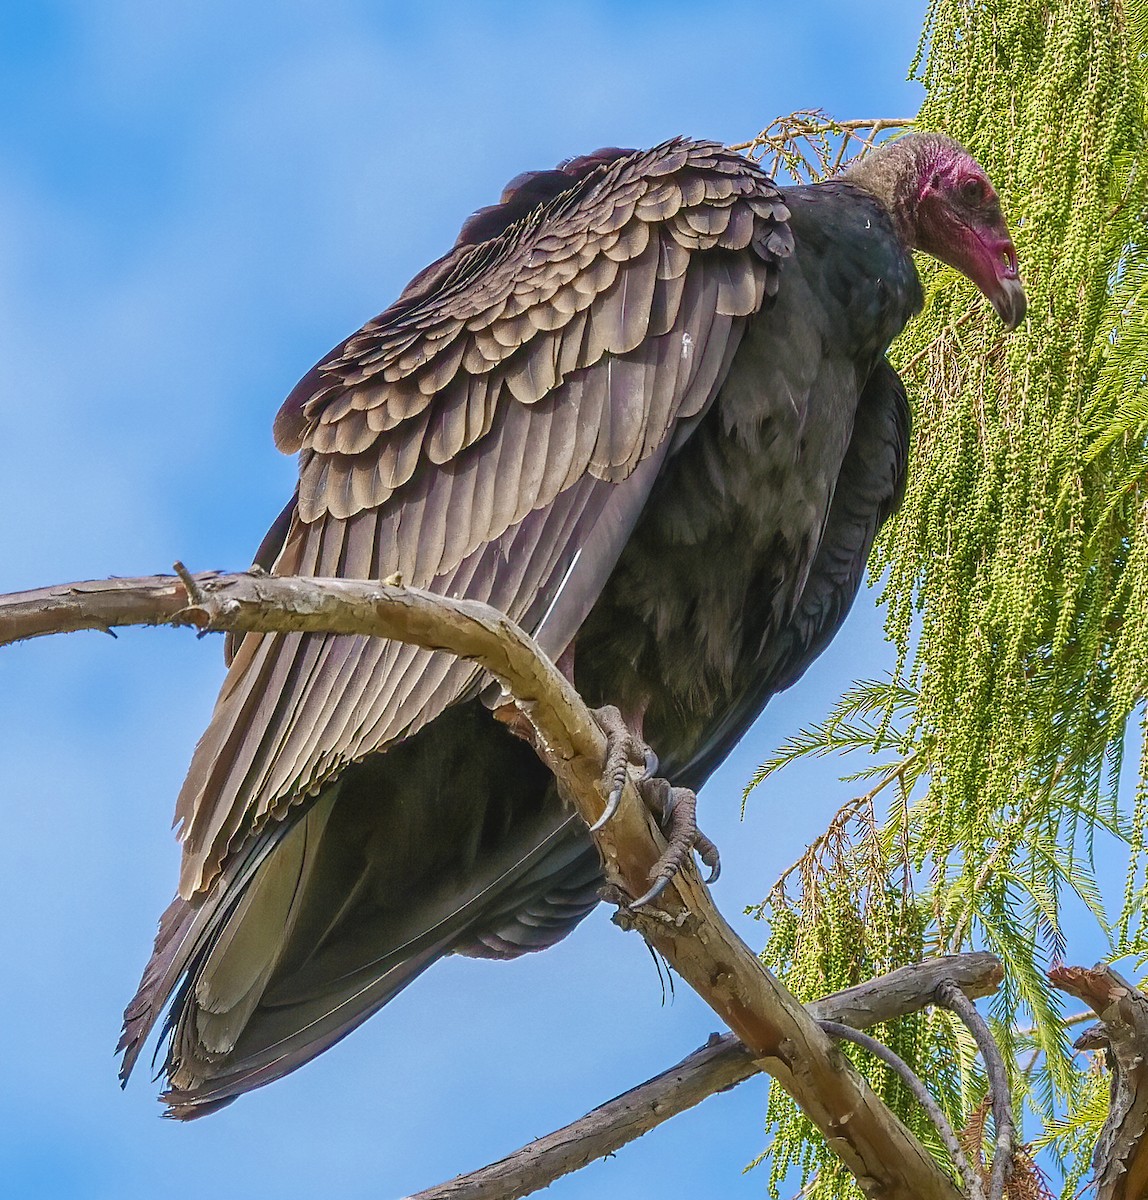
[728,113,914,182]
[934,982,1016,1200]
[1051,964,1148,1200]
[1,569,966,1200]
[407,954,1003,1200]
[819,1023,979,1200]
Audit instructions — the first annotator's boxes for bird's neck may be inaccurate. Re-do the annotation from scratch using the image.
[842,138,924,250]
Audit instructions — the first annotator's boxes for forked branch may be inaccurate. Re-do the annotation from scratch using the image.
[935,982,1015,1200]
[409,954,1003,1200]
[1051,964,1148,1200]
[729,112,914,182]
[3,568,967,1200]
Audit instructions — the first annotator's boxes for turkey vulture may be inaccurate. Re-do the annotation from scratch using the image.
[120,133,1025,1116]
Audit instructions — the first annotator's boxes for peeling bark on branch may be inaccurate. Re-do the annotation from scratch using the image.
[1,570,968,1200]
[1051,964,1148,1200]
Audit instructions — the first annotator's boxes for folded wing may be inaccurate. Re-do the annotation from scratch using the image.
[120,140,793,1090]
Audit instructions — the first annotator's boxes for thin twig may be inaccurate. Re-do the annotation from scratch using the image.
[1018,1010,1095,1078]
[819,1021,980,1200]
[728,113,914,183]
[171,559,205,606]
[899,309,979,376]
[935,983,1015,1200]
[1015,1011,1093,1039]
[763,751,922,912]
[728,116,916,154]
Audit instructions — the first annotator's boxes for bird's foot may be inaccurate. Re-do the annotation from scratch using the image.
[590,705,659,833]
[631,777,721,908]
[590,705,720,908]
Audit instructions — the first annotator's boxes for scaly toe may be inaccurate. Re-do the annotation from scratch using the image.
[590,705,654,833]
[586,710,722,905]
[628,780,721,908]
[695,828,721,884]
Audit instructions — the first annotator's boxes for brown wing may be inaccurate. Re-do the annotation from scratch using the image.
[174,138,792,898]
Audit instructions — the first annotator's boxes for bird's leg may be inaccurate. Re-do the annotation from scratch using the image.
[493,643,588,748]
[513,639,722,906]
[491,697,540,747]
[630,777,721,908]
[554,642,577,684]
[489,645,584,748]
[589,701,721,909]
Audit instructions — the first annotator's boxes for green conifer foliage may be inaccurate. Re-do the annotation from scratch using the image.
[748,2,1148,1195]
[885,0,1147,918]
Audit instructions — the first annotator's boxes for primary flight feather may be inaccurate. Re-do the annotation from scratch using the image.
[120,133,1025,1116]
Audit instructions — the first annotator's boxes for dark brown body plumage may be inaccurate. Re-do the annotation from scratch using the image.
[120,138,925,1116]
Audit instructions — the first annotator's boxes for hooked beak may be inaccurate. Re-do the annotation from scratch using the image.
[969,230,1027,330]
[918,199,1028,332]
[990,274,1028,330]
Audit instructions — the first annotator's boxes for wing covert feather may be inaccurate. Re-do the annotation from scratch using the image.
[176,139,791,897]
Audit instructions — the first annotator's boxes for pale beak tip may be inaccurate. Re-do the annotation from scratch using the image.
[993,276,1028,330]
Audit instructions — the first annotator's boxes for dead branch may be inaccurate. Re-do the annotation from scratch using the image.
[408,953,1003,1200]
[2,569,967,1200]
[1051,964,1148,1200]
[729,113,914,182]
[819,1021,978,1200]
[935,983,1016,1200]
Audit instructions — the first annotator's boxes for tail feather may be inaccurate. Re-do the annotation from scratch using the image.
[118,893,197,1083]
[120,701,603,1117]
[162,938,453,1118]
[117,790,335,1085]
[180,792,335,1062]
[160,810,591,1116]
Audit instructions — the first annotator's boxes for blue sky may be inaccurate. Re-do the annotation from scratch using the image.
[0,3,1073,1198]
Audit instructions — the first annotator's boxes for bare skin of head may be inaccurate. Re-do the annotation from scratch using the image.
[846,133,1027,328]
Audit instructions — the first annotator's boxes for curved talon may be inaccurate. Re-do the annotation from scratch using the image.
[695,829,721,884]
[629,781,723,903]
[589,786,622,833]
[589,706,723,903]
[590,704,651,833]
[633,781,696,899]
[629,872,673,909]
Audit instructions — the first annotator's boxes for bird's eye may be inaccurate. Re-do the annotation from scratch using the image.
[960,177,986,204]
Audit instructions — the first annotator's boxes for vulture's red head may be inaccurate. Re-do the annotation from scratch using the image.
[847,132,1027,329]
